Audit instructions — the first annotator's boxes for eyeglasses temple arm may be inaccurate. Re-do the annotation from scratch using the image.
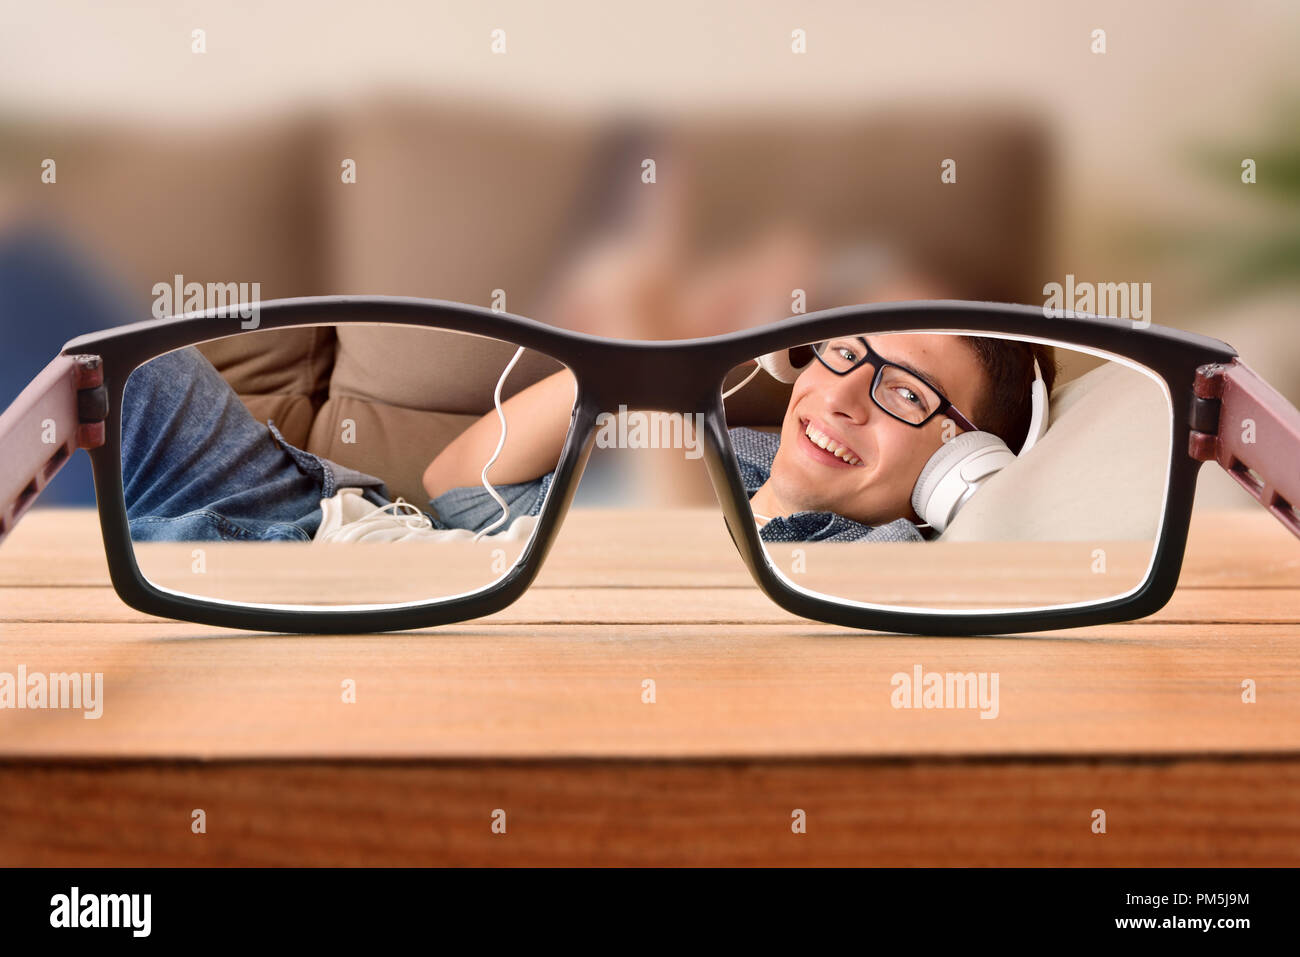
[0,354,107,545]
[945,407,978,434]
[1190,358,1300,540]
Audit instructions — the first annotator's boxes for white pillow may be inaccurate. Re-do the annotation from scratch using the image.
[939,360,1171,542]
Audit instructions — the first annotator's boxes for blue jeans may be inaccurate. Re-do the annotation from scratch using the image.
[123,346,393,542]
[121,345,552,541]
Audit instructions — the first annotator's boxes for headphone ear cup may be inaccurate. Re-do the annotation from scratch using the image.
[757,349,806,383]
[911,431,1017,534]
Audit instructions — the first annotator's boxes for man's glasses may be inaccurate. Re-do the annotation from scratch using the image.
[811,335,978,430]
[1,297,1296,637]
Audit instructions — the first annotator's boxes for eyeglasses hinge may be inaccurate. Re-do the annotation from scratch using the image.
[69,354,107,450]
[1187,363,1227,462]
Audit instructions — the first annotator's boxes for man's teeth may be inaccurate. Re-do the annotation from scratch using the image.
[804,422,862,465]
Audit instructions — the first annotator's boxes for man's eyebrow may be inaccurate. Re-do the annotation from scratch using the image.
[858,336,948,397]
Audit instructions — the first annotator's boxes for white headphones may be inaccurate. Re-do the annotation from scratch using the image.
[755,346,1050,534]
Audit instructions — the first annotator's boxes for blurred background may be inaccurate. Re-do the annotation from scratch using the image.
[1,0,1297,510]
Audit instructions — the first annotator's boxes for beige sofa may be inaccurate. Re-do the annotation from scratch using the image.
[20,96,1138,521]
[18,95,1035,507]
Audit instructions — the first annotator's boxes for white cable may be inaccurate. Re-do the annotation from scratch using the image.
[473,346,527,544]
[721,359,762,400]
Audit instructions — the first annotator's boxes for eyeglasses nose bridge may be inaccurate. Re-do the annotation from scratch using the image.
[816,347,882,419]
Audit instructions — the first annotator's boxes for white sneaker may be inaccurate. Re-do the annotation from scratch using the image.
[313,488,537,544]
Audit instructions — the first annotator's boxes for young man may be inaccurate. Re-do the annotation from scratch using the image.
[423,332,1057,543]
[114,322,1054,546]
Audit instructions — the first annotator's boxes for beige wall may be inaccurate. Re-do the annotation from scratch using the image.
[6,2,1297,314]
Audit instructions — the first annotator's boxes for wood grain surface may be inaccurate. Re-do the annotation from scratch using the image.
[1,506,1297,865]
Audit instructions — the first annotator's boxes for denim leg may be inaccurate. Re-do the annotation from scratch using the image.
[428,473,553,534]
[122,345,387,542]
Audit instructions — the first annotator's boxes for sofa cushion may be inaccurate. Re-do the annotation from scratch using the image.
[195,326,335,449]
[308,325,568,502]
[940,360,1171,543]
[8,117,327,316]
[307,395,479,507]
[322,98,603,313]
[325,325,564,413]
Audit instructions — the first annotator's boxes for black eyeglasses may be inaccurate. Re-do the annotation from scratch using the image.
[1,297,1296,637]
[810,335,979,431]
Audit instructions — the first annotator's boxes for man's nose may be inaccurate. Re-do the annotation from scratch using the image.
[818,363,875,422]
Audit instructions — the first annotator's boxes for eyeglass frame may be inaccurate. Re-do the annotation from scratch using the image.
[2,295,1295,637]
[810,335,980,432]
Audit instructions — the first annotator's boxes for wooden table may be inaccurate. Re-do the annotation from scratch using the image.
[1,507,1298,866]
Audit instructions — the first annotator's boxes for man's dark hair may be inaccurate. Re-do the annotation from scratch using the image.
[960,337,1059,454]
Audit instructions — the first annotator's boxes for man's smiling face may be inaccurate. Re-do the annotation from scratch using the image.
[762,332,990,527]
